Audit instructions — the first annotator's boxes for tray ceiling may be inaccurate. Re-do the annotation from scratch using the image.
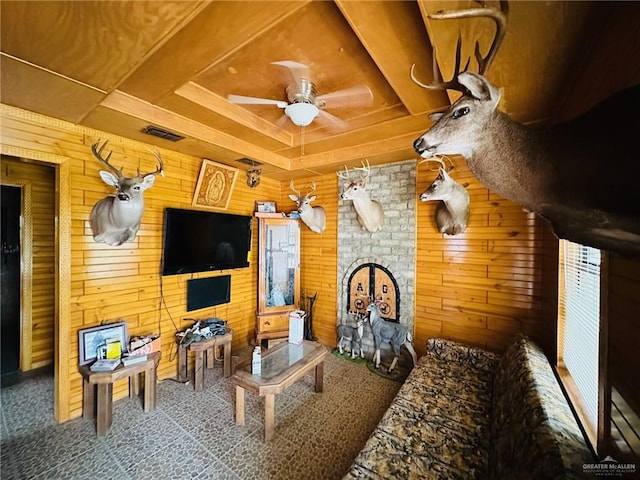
[2,1,638,179]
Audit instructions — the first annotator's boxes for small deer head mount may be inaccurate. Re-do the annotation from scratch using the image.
[89,140,164,246]
[420,159,470,236]
[288,180,327,233]
[337,160,384,233]
[246,168,261,188]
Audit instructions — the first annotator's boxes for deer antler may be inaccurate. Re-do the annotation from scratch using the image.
[418,155,455,172]
[411,36,468,91]
[411,0,508,91]
[289,179,301,197]
[352,160,371,184]
[418,157,446,170]
[139,147,164,178]
[91,141,164,180]
[91,141,124,179]
[336,165,351,181]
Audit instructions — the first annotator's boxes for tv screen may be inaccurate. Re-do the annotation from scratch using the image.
[187,275,231,311]
[161,208,252,276]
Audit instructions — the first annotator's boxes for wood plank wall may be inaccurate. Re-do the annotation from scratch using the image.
[414,156,555,355]
[5,104,638,432]
[278,176,338,346]
[1,105,278,418]
[281,156,558,358]
[0,156,55,369]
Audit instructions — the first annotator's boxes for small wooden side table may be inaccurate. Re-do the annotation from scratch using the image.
[79,351,160,437]
[177,329,233,391]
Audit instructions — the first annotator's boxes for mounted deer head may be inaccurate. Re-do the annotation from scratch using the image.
[420,160,470,235]
[89,140,164,247]
[289,180,327,233]
[337,160,384,233]
[246,167,261,188]
[411,1,640,256]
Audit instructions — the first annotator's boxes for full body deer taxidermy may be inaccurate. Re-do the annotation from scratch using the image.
[337,311,365,359]
[366,302,417,373]
[420,161,470,235]
[337,161,384,233]
[289,180,326,233]
[90,140,164,246]
[412,2,640,256]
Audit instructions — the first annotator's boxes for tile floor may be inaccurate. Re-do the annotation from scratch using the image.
[1,352,401,480]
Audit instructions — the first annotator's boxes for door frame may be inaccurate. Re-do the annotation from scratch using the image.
[0,143,71,423]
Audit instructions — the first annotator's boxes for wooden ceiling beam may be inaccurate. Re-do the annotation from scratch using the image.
[174,81,293,146]
[288,130,423,172]
[277,112,434,159]
[0,1,208,93]
[119,1,312,102]
[336,0,449,116]
[100,90,291,170]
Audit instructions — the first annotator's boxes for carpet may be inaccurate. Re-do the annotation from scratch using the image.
[332,348,411,383]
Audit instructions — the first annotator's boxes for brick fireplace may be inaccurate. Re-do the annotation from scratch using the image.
[336,160,416,360]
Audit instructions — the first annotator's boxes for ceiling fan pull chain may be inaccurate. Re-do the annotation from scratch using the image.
[300,126,305,159]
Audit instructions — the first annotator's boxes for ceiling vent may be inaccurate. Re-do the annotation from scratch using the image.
[142,125,184,142]
[236,157,262,166]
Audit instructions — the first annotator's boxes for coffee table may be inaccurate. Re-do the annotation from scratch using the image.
[232,340,327,441]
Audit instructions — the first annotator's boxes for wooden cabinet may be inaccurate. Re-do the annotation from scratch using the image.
[256,216,301,343]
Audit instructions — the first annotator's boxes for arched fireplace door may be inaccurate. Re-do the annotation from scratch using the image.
[346,263,400,323]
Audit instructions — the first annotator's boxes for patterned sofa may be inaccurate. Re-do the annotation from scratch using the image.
[343,334,594,479]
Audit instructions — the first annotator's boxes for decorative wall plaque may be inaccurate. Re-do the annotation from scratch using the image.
[192,159,238,210]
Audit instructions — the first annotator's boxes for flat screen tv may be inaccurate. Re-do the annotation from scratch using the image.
[161,208,252,276]
[187,275,231,311]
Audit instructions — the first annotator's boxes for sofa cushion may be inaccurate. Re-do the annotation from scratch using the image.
[491,334,594,479]
[343,339,498,479]
[425,337,499,375]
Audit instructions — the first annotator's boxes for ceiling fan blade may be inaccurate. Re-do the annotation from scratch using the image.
[275,114,290,129]
[227,94,287,108]
[317,110,349,131]
[271,60,311,84]
[315,85,373,109]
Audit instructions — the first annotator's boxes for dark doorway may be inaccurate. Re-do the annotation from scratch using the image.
[1,185,21,377]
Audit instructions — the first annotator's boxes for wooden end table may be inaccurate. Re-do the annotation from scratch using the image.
[177,329,233,391]
[232,340,327,441]
[79,351,160,437]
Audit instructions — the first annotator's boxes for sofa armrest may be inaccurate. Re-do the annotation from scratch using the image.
[491,334,594,479]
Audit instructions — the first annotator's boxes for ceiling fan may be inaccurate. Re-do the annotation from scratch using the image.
[227,61,373,130]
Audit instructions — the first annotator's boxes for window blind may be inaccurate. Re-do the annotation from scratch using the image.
[559,239,601,428]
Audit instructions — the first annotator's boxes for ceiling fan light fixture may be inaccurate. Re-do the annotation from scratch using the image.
[284,102,319,127]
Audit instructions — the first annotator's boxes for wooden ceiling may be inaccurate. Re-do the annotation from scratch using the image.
[2,1,638,180]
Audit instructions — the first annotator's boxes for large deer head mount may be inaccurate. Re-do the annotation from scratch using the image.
[420,159,470,236]
[288,180,327,233]
[337,160,384,233]
[411,1,640,256]
[89,140,164,247]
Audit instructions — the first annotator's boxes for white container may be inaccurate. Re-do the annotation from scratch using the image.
[251,346,262,375]
[288,310,306,345]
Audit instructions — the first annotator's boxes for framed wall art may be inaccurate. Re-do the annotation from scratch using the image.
[78,321,128,366]
[255,201,277,213]
[192,159,238,210]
